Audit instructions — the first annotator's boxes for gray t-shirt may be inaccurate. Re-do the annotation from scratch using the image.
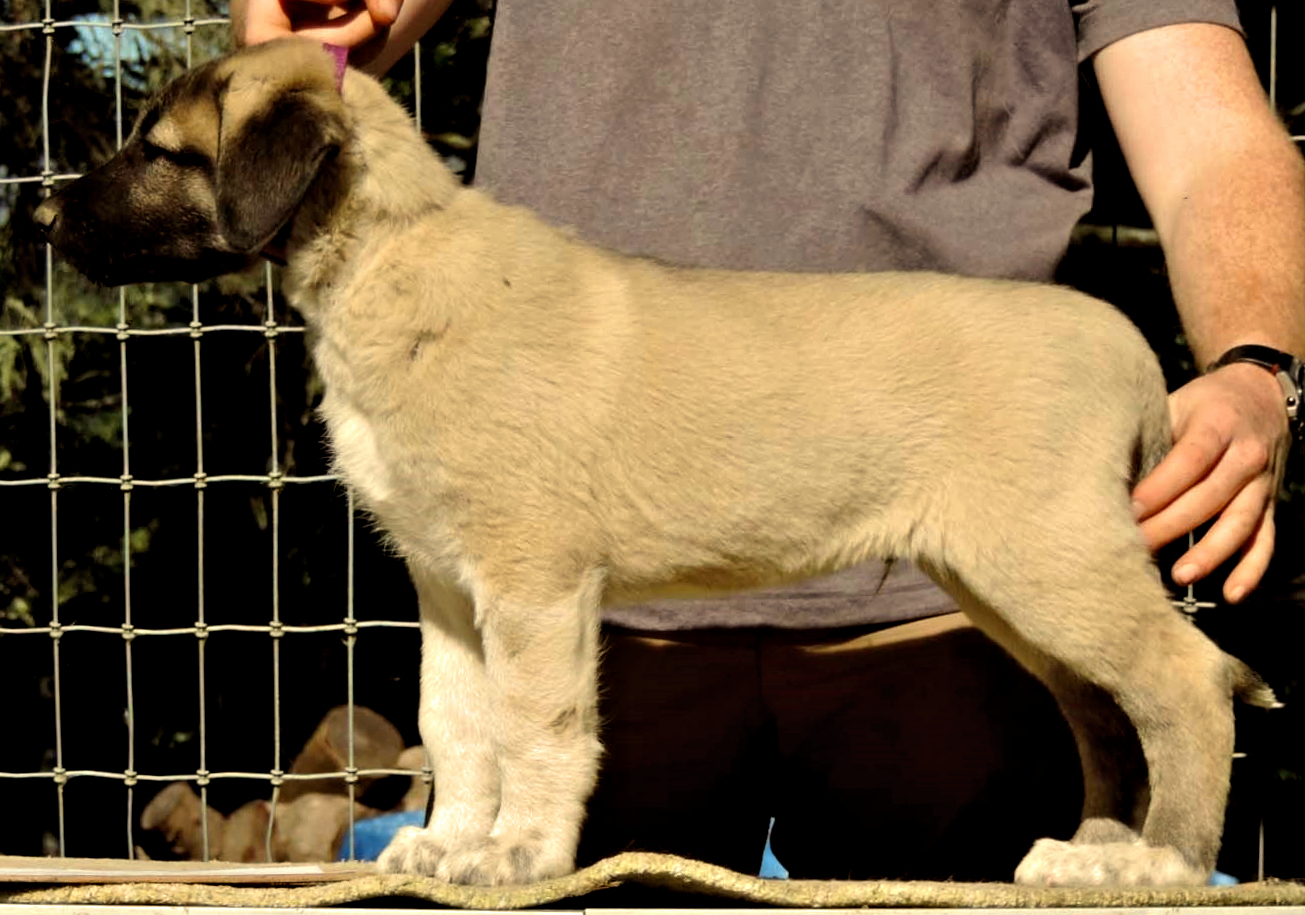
[474,0,1242,630]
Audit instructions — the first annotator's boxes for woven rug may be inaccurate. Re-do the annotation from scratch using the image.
[4,853,1305,909]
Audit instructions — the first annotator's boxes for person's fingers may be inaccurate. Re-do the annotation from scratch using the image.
[1160,474,1276,591]
[1221,503,1277,603]
[1131,426,1230,548]
[240,0,390,48]
[362,0,401,27]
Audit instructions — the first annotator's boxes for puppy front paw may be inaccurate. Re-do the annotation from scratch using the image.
[379,826,575,885]
[1015,837,1207,887]
[378,825,450,875]
[438,832,574,886]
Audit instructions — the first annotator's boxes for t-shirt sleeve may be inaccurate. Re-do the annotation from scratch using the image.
[1073,0,1244,62]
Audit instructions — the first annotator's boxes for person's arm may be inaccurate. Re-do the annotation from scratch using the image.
[231,0,451,75]
[1094,22,1305,602]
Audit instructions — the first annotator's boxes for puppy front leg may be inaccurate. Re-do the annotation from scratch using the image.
[379,568,500,875]
[435,568,605,886]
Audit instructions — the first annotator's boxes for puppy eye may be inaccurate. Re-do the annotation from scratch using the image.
[141,140,208,171]
[169,148,210,170]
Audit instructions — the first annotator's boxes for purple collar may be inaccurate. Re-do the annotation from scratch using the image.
[323,43,349,92]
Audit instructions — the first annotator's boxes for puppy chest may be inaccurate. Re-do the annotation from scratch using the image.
[311,331,416,505]
[322,402,396,508]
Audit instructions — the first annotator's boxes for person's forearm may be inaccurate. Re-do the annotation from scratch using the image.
[1159,142,1305,367]
[1095,23,1305,367]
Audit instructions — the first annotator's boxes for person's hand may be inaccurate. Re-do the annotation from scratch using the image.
[232,0,451,75]
[1131,362,1291,603]
[233,0,400,58]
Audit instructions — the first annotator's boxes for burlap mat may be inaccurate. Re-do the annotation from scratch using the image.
[3,853,1305,909]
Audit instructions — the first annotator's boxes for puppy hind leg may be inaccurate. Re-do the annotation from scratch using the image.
[1013,622,1234,887]
[378,569,501,876]
[940,586,1146,851]
[935,546,1234,886]
[435,568,605,886]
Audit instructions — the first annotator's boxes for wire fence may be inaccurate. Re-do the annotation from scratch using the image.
[0,0,1302,879]
[0,0,437,864]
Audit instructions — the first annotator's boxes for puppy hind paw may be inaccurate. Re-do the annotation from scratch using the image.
[1014,837,1207,887]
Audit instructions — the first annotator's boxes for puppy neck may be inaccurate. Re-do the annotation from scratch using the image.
[340,69,461,219]
[282,68,461,303]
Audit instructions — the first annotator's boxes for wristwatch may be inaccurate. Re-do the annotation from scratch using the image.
[1206,344,1305,442]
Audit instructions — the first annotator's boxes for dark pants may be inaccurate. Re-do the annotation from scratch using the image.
[576,613,1084,881]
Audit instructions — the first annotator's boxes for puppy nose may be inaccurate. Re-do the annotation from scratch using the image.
[33,197,60,238]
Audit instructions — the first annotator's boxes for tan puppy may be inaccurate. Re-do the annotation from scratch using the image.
[34,39,1274,887]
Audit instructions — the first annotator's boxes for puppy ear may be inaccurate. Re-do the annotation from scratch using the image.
[215,82,345,253]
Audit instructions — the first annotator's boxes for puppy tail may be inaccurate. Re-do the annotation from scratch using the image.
[1230,656,1281,709]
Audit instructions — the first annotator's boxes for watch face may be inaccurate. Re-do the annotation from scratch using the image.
[1283,363,1305,440]
[1290,358,1305,392]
